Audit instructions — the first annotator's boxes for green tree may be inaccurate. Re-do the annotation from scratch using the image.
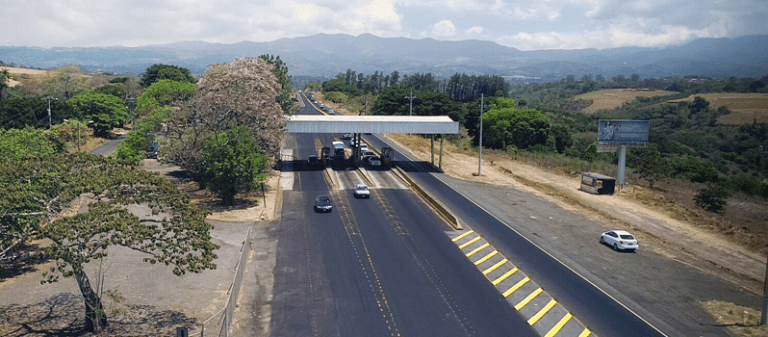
[200,126,269,205]
[694,184,729,213]
[0,127,60,162]
[689,96,710,115]
[480,107,550,149]
[67,92,130,136]
[141,64,197,87]
[631,144,672,189]
[548,124,573,153]
[0,153,219,333]
[45,65,89,99]
[0,96,51,129]
[115,107,171,165]
[142,79,197,106]
[259,55,295,114]
[0,68,10,100]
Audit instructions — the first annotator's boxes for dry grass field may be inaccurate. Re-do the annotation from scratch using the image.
[575,88,678,114]
[2,66,51,88]
[668,93,768,125]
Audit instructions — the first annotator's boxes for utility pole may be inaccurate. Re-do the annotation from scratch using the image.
[124,97,136,126]
[44,96,57,129]
[477,94,484,176]
[405,89,415,117]
[762,250,768,325]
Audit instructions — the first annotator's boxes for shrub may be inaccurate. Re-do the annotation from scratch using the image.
[694,184,730,213]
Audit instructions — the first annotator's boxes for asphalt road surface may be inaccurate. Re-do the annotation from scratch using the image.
[88,134,125,156]
[270,130,537,336]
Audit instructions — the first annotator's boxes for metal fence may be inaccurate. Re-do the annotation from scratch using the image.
[196,226,253,337]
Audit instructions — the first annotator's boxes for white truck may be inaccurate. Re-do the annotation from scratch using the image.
[332,141,345,159]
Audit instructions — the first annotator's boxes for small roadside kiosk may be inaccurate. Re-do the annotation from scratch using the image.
[580,172,616,195]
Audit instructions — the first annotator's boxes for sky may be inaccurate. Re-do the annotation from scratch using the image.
[2,0,767,51]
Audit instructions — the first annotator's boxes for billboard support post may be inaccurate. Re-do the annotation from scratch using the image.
[618,145,627,186]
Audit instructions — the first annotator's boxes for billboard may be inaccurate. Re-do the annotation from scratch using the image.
[598,120,650,145]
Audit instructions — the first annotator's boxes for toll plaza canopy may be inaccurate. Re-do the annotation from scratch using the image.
[286,115,459,134]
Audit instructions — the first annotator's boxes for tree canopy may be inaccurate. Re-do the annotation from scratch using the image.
[141,64,197,88]
[142,79,197,106]
[1,152,218,332]
[67,92,130,137]
[164,58,285,185]
[200,126,270,205]
[481,107,550,150]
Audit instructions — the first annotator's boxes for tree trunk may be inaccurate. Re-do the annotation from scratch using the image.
[72,263,108,333]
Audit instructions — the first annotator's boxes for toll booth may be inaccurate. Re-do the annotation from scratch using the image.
[580,172,616,195]
[320,147,331,166]
[381,147,394,166]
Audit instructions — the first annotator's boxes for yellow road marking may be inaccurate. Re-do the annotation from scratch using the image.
[474,250,498,265]
[514,288,543,310]
[466,243,490,257]
[528,299,557,326]
[452,230,474,242]
[492,267,518,286]
[482,258,508,275]
[503,277,530,298]
[578,328,592,337]
[458,236,482,250]
[544,313,573,337]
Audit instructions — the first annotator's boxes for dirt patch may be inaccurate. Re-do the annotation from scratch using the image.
[700,300,768,337]
[575,89,678,114]
[141,159,280,222]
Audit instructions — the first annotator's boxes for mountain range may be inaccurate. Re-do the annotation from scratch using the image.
[1,34,767,82]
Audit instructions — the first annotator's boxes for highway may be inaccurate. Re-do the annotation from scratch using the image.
[269,93,665,336]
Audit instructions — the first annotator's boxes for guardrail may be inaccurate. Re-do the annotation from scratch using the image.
[394,166,462,230]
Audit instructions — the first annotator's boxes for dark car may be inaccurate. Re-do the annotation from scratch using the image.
[314,196,333,212]
[308,155,319,166]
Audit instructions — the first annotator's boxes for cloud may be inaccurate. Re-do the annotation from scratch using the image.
[0,0,404,47]
[496,18,729,50]
[428,20,458,38]
[466,26,484,36]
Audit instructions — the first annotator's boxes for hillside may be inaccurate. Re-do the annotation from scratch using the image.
[2,34,768,80]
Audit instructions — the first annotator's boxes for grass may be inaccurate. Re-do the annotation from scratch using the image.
[668,93,768,125]
[575,89,678,114]
[700,300,768,337]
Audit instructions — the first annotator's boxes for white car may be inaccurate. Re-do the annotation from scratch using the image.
[600,230,639,252]
[368,157,381,167]
[362,150,377,161]
[353,184,371,198]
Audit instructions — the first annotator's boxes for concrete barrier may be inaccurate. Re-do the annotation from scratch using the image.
[394,166,462,230]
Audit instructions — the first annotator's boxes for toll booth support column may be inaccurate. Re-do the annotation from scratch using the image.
[431,135,435,165]
[439,135,444,172]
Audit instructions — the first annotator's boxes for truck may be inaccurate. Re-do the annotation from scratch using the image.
[332,141,345,159]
